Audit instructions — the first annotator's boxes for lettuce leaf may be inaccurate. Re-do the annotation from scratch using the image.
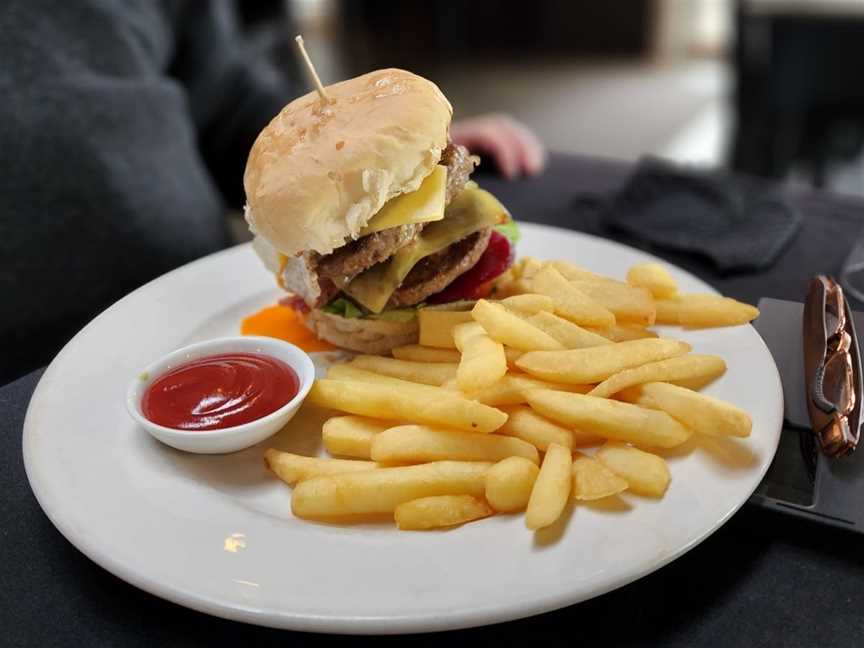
[322,297,363,319]
[323,295,420,322]
[494,217,521,246]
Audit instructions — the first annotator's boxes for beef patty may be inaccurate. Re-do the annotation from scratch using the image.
[315,222,423,284]
[389,227,491,307]
[313,143,477,285]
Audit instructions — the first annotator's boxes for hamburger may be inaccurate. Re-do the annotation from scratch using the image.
[243,68,517,354]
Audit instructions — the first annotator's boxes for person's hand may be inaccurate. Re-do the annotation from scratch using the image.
[450,113,546,180]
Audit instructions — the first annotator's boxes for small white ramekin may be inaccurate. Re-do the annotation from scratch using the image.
[126,336,315,454]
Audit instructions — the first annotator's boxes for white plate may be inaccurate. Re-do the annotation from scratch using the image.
[23,224,783,634]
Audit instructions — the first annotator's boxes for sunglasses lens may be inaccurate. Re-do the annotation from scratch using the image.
[825,283,846,337]
[823,349,855,416]
[819,414,854,457]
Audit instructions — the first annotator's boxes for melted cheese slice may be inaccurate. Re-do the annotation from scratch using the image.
[359,166,447,236]
[344,188,509,313]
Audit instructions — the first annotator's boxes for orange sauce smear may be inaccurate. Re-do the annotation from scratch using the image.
[241,304,336,352]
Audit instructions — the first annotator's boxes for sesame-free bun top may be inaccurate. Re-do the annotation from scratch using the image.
[244,68,452,257]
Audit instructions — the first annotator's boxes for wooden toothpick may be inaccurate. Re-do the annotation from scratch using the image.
[294,35,331,104]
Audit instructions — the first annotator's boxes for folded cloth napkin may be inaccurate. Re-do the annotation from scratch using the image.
[594,157,802,273]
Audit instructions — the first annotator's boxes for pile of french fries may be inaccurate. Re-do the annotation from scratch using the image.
[265,259,759,532]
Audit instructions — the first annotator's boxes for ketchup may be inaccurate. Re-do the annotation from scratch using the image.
[142,353,299,431]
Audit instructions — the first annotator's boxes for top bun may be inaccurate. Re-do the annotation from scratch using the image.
[244,68,452,257]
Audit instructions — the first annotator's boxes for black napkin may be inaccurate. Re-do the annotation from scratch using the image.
[589,158,802,273]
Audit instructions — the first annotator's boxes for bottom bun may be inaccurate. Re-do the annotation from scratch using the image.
[305,309,419,355]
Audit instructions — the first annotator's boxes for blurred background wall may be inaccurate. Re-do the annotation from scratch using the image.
[290,0,731,164]
[254,0,864,197]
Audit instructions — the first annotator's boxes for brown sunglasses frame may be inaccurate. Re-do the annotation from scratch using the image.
[803,275,862,458]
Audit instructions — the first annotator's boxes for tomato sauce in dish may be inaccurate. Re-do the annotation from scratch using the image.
[142,353,299,431]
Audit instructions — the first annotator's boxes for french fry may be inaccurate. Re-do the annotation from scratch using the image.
[322,416,392,459]
[586,324,659,342]
[545,260,611,283]
[392,345,461,363]
[525,443,572,530]
[595,442,670,497]
[498,405,573,450]
[654,294,760,328]
[265,449,377,486]
[516,256,544,280]
[671,374,721,391]
[496,405,573,451]
[527,310,614,349]
[491,266,518,291]
[459,374,592,406]
[328,365,469,399]
[498,405,598,450]
[453,321,507,392]
[570,280,656,327]
[571,452,628,500]
[485,456,540,512]
[395,495,493,530]
[291,460,492,518]
[621,382,752,438]
[327,364,413,386]
[504,347,524,366]
[472,299,564,351]
[350,355,457,386]
[308,379,507,433]
[500,293,555,315]
[626,263,678,299]
[525,390,692,448]
[419,309,474,348]
[531,266,616,327]
[440,376,459,391]
[493,277,533,298]
[588,354,727,398]
[371,425,539,464]
[453,321,484,342]
[516,338,691,384]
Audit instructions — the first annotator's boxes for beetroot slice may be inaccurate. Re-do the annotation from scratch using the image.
[427,229,514,304]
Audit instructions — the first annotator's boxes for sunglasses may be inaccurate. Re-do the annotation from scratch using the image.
[803,275,862,458]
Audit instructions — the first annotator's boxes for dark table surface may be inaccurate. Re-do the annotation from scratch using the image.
[5,154,864,647]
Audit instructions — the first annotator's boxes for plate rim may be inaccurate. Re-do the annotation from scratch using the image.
[22,224,784,634]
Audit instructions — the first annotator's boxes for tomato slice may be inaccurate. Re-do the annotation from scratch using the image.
[427,229,514,304]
